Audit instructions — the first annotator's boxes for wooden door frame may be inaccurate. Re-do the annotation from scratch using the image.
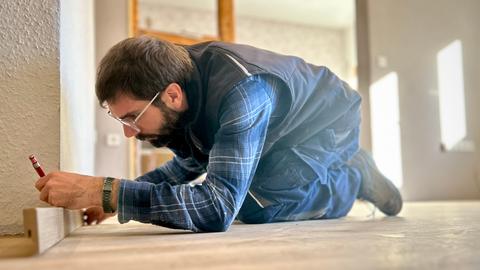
[127,0,235,178]
[127,0,370,178]
[355,0,372,151]
[129,0,234,43]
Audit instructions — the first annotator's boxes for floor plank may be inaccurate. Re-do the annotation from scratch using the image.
[0,201,479,269]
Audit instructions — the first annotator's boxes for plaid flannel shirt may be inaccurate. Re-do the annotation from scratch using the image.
[117,75,277,232]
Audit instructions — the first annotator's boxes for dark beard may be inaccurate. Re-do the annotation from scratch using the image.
[135,101,187,148]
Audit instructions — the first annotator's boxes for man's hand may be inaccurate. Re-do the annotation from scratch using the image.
[35,172,104,210]
[83,207,115,225]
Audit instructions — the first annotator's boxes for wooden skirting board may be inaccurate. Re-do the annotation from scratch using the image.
[0,208,83,258]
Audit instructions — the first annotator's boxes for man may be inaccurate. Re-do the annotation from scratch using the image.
[35,36,402,232]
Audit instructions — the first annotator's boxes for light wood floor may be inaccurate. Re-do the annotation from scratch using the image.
[1,201,479,269]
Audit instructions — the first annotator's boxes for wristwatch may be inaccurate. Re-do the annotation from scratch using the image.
[102,177,115,213]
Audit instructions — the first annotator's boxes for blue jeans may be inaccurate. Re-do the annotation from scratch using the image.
[237,102,362,223]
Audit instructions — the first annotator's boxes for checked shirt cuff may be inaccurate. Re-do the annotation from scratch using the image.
[117,179,153,224]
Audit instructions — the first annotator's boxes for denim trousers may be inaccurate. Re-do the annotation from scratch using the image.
[237,102,362,224]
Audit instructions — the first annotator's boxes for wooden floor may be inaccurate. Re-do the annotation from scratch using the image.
[1,201,479,269]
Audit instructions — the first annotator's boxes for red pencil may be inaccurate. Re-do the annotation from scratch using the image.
[29,154,46,177]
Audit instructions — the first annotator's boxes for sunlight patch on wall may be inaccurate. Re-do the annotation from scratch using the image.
[436,40,467,151]
[370,72,403,188]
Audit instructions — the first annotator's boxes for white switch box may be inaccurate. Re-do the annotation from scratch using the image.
[376,55,388,68]
[106,133,121,147]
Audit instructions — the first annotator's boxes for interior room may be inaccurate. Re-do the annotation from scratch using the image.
[0,0,479,269]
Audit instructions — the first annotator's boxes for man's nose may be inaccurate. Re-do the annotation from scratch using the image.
[123,125,138,138]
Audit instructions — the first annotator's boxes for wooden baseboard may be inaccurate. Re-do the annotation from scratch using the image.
[0,208,83,257]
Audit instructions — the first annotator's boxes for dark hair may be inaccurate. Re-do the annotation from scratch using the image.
[96,36,193,107]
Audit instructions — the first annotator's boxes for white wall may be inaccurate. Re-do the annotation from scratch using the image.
[0,0,60,235]
[237,18,350,81]
[365,0,480,200]
[94,0,130,179]
[60,0,96,174]
[138,3,355,84]
[0,0,98,235]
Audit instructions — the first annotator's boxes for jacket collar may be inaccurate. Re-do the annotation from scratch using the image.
[182,62,203,128]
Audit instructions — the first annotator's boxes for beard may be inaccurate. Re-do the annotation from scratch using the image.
[135,101,186,148]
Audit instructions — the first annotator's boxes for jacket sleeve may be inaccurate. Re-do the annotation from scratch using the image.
[135,155,206,185]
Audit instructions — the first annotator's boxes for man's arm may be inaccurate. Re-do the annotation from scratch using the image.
[35,76,273,231]
[117,76,273,232]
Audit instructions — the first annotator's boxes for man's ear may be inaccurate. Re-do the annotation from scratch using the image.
[161,83,186,111]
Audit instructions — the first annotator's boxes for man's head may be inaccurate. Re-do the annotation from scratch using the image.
[96,36,193,146]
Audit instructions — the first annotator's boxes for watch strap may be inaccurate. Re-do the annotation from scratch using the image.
[102,177,115,213]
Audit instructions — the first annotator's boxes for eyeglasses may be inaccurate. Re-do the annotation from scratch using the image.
[107,92,161,134]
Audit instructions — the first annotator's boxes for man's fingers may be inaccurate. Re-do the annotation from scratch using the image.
[87,216,97,225]
[85,212,99,225]
[35,174,51,191]
[39,186,49,203]
[83,207,107,225]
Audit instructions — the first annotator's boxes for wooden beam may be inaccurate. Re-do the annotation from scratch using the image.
[0,208,83,258]
[24,208,83,254]
[128,137,138,179]
[0,237,35,258]
[128,0,138,37]
[218,0,235,42]
[355,0,373,151]
[137,29,219,45]
[128,0,139,178]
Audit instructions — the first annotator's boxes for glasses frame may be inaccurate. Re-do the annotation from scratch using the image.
[107,91,161,134]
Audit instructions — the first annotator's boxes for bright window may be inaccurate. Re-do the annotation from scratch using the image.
[436,40,467,151]
[370,72,403,188]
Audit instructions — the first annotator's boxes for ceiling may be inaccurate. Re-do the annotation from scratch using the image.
[140,0,355,29]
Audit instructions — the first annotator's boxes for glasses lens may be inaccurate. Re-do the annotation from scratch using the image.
[107,111,140,133]
[120,119,140,133]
